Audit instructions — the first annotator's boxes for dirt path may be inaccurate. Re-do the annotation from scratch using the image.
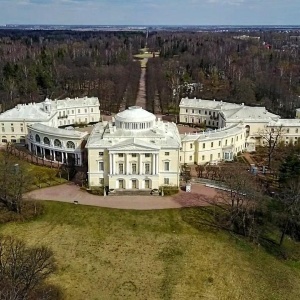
[135,58,147,109]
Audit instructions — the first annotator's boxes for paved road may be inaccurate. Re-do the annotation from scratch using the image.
[24,183,217,210]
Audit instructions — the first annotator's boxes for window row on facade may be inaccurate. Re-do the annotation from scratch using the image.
[58,107,95,116]
[98,161,170,173]
[1,135,25,144]
[184,109,218,117]
[33,134,76,149]
[98,152,170,157]
[116,121,153,130]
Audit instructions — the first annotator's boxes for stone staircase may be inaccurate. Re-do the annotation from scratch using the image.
[109,189,154,196]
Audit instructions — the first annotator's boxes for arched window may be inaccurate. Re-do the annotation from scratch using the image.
[35,134,40,143]
[54,139,62,148]
[66,141,75,149]
[44,137,50,145]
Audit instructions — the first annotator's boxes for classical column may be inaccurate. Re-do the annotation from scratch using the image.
[53,151,56,161]
[155,154,159,175]
[28,143,31,152]
[109,154,112,174]
[112,154,114,174]
[77,153,82,166]
[43,148,45,159]
[139,154,143,175]
[151,154,155,175]
[35,145,38,156]
[126,154,129,175]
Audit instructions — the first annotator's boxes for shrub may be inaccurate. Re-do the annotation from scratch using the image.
[161,186,179,196]
[0,201,44,224]
[87,187,104,196]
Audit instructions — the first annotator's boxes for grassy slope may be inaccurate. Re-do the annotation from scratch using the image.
[1,202,300,300]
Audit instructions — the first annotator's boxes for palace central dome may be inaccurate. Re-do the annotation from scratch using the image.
[115,106,156,130]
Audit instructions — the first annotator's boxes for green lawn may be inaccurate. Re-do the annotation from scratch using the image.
[1,202,300,300]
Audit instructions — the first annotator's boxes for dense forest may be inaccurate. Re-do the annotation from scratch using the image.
[0,30,143,112]
[0,30,300,118]
[146,31,300,117]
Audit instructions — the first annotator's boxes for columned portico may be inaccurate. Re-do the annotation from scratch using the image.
[87,106,181,190]
[27,123,88,167]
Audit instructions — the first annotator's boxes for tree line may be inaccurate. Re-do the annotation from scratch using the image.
[0,30,144,112]
[145,31,300,117]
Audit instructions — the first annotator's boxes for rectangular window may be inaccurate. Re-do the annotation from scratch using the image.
[192,109,194,113]
[179,156,181,161]
[199,110,201,114]
[190,143,193,149]
[205,111,207,115]
[209,111,211,115]
[85,109,87,113]
[164,161,170,171]
[186,109,188,113]
[118,153,124,158]
[11,128,14,132]
[131,153,137,157]
[165,152,169,156]
[145,153,150,157]
[218,153,220,158]
[119,164,124,174]
[203,143,205,149]
[296,129,299,133]
[211,142,213,147]
[225,140,228,146]
[164,178,170,185]
[2,128,4,132]
[67,110,70,114]
[98,162,104,171]
[145,163,150,174]
[287,129,290,133]
[91,108,93,112]
[78,109,81,113]
[72,110,74,114]
[202,155,205,161]
[21,128,24,132]
[132,163,137,174]
[189,155,192,161]
[99,152,103,156]
[210,154,213,161]
[2,139,7,143]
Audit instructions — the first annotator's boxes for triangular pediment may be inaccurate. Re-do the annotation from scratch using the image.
[109,138,160,151]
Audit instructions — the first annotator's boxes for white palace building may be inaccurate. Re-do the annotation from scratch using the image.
[1,95,300,191]
[0,96,100,166]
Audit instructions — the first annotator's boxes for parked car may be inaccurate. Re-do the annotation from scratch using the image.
[150,188,160,195]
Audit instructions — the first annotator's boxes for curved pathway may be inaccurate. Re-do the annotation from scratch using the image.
[24,182,217,210]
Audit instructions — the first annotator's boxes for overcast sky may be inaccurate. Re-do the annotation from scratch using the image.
[0,0,299,26]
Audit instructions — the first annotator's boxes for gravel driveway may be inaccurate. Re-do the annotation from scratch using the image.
[24,183,217,210]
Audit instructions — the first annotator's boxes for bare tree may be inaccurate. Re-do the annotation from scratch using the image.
[0,236,60,300]
[258,125,284,169]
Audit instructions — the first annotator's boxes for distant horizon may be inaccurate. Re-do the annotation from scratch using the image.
[1,1,299,27]
[0,23,300,28]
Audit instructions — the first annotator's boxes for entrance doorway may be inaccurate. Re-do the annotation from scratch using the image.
[145,179,150,189]
[132,179,137,189]
[118,179,124,189]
